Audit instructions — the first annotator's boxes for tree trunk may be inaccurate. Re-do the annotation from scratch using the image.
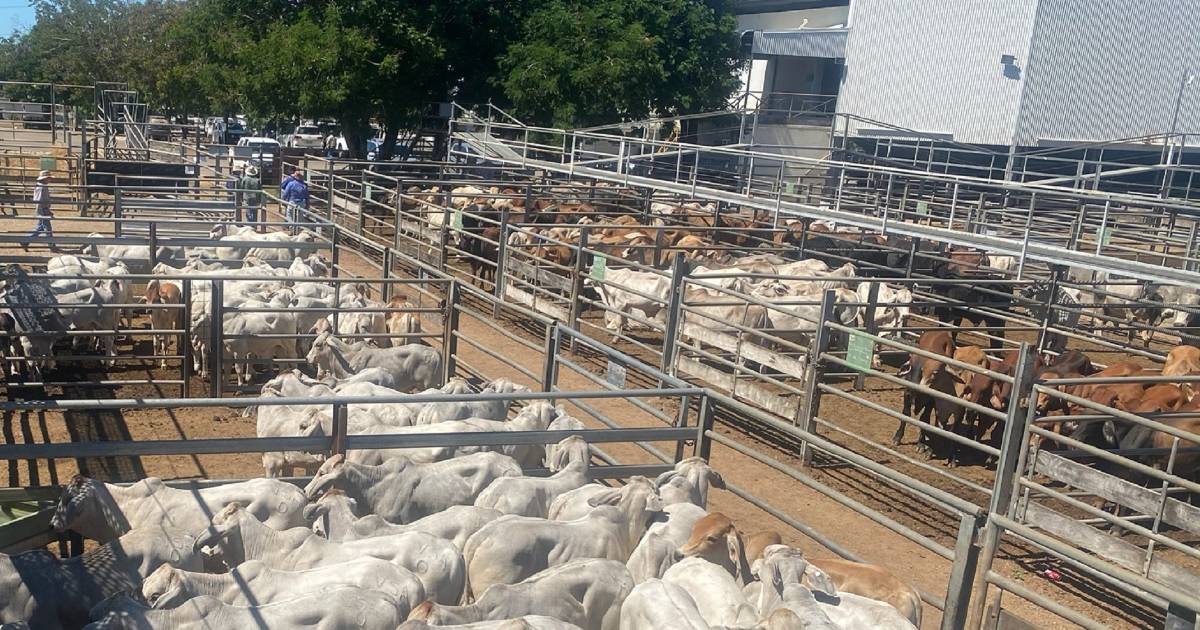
[340,119,372,159]
[378,123,400,161]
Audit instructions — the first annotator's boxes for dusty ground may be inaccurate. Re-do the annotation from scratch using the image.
[0,210,1186,629]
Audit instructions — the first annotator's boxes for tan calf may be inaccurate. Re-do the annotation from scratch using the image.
[145,279,183,369]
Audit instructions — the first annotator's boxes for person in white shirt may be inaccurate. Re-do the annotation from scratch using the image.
[25,170,60,251]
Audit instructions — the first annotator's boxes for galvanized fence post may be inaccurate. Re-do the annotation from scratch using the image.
[541,321,561,393]
[357,171,366,236]
[941,513,985,630]
[439,198,452,272]
[492,206,510,319]
[566,227,590,351]
[1035,266,1064,354]
[695,394,715,460]
[331,402,348,457]
[381,248,393,303]
[798,289,837,464]
[330,226,340,279]
[442,280,461,383]
[660,257,688,379]
[966,342,1035,629]
[113,187,123,238]
[181,279,192,398]
[147,222,158,268]
[208,279,223,398]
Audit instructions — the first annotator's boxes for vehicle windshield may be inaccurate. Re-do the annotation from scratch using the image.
[297,126,320,135]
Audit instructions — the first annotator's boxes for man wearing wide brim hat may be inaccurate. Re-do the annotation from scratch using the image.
[240,165,263,229]
[25,170,59,251]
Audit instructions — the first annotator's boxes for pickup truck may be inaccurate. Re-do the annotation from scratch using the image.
[280,124,324,149]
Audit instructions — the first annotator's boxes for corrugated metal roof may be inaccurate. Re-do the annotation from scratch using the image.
[753,28,848,58]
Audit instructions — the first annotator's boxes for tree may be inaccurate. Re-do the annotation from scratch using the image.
[496,0,744,127]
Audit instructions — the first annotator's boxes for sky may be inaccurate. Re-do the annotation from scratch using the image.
[0,2,34,34]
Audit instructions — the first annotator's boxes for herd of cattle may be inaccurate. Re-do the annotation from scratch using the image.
[1,378,926,628]
[0,224,426,386]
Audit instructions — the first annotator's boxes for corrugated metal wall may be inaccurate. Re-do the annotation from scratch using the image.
[1015,0,1200,145]
[837,0,1039,145]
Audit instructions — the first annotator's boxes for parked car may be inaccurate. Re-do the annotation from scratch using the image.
[234,136,281,179]
[281,124,323,149]
[225,121,247,144]
[147,116,172,140]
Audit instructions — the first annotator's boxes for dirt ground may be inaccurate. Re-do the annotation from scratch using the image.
[0,213,1183,629]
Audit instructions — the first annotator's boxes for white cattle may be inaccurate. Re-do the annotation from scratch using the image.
[222,293,299,385]
[662,557,759,627]
[335,291,392,347]
[408,559,633,630]
[306,331,441,392]
[474,436,591,517]
[413,377,530,425]
[626,503,707,583]
[46,254,113,276]
[255,399,328,477]
[142,557,424,614]
[86,588,404,630]
[50,474,308,544]
[654,457,724,507]
[761,287,859,349]
[304,452,522,525]
[55,277,123,364]
[399,617,582,630]
[587,268,673,342]
[0,525,203,629]
[333,401,560,466]
[308,490,502,550]
[196,503,465,605]
[462,476,663,598]
[618,579,710,630]
[755,545,917,630]
[855,282,912,339]
[552,456,716,523]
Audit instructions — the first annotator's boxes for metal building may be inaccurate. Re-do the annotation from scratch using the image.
[837,0,1200,147]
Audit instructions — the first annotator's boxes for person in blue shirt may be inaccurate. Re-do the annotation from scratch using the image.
[281,169,309,232]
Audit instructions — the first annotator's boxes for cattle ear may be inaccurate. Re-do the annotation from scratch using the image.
[654,470,679,488]
[586,487,622,508]
[708,468,726,489]
[802,563,838,598]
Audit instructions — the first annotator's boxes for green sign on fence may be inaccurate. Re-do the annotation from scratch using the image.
[453,208,463,231]
[846,330,875,371]
[1097,225,1113,246]
[590,254,607,281]
[916,201,930,216]
[39,157,56,172]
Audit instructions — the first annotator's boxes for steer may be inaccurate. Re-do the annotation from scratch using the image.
[586,268,673,342]
[407,559,634,630]
[145,279,183,369]
[462,477,663,599]
[895,331,961,459]
[196,503,465,605]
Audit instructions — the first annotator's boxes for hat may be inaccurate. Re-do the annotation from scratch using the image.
[246,165,259,176]
[37,170,51,181]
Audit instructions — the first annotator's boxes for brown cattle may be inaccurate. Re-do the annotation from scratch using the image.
[808,557,923,627]
[895,331,957,454]
[145,279,183,369]
[678,512,753,583]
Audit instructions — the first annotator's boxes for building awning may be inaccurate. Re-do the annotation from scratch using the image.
[752,28,847,58]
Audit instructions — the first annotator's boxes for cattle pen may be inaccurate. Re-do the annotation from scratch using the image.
[0,98,1198,630]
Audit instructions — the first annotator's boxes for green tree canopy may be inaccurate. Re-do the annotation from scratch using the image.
[0,0,745,154]
[497,0,744,127]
